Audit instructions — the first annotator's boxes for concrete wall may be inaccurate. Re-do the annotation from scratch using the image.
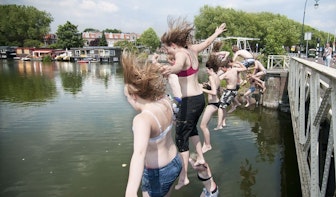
[262,69,289,112]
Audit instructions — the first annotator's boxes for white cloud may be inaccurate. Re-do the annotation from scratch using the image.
[80,0,97,10]
[99,1,119,12]
[1,0,335,35]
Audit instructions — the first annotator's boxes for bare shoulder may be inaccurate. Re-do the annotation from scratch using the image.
[133,113,151,128]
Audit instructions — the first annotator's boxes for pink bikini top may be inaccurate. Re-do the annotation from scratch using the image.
[177,52,198,77]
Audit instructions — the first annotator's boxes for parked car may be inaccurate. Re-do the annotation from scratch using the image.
[308,48,316,58]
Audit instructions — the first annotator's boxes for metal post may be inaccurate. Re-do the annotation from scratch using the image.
[333,29,336,53]
[316,38,320,63]
[300,0,308,58]
[306,39,309,58]
[300,0,319,58]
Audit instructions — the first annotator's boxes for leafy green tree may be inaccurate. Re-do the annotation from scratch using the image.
[56,21,83,49]
[194,5,331,57]
[99,31,107,46]
[0,5,53,46]
[137,28,160,53]
[114,40,138,53]
[104,28,122,33]
[83,28,100,32]
[90,38,100,46]
[23,39,43,48]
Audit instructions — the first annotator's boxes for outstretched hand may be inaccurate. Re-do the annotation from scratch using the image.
[216,23,227,35]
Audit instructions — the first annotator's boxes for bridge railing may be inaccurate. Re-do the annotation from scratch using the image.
[288,57,336,197]
[267,55,290,69]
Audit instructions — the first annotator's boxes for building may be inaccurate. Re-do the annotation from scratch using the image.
[44,34,57,46]
[0,46,17,59]
[82,31,141,47]
[70,46,122,62]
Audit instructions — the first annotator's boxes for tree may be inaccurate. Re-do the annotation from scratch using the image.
[56,21,83,49]
[104,28,122,33]
[194,5,330,57]
[83,28,100,32]
[24,39,43,48]
[90,38,100,46]
[99,31,107,46]
[0,5,53,46]
[114,40,138,53]
[137,28,160,53]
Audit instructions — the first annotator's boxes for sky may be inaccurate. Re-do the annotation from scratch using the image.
[2,0,336,39]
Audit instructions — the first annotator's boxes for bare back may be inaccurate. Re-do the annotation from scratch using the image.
[233,49,254,61]
[135,98,177,168]
[220,68,239,89]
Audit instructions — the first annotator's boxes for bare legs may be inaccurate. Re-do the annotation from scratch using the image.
[175,151,190,190]
[227,96,241,113]
[251,75,266,93]
[175,135,205,190]
[200,105,218,153]
[189,154,218,197]
[214,107,226,130]
[244,88,252,107]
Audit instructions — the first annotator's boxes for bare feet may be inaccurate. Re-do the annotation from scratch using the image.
[202,144,212,153]
[245,103,250,107]
[194,158,206,167]
[175,178,189,190]
[214,123,226,130]
[214,126,223,130]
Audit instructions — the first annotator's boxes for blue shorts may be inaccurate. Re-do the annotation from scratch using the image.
[242,59,255,68]
[141,154,182,197]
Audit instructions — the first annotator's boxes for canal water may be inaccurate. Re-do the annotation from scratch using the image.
[0,60,301,197]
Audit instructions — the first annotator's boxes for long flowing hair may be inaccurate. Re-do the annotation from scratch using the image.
[122,51,166,101]
[161,17,194,48]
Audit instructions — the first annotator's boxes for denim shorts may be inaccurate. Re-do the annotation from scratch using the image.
[141,154,182,197]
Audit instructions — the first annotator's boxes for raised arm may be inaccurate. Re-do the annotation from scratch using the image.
[190,23,227,53]
[215,51,230,57]
[215,51,230,61]
[232,51,240,62]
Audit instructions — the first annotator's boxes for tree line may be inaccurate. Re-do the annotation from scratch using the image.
[0,4,333,57]
[194,6,332,56]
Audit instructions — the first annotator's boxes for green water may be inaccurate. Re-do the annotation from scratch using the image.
[0,60,301,197]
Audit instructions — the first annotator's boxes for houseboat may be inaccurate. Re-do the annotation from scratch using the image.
[70,46,122,63]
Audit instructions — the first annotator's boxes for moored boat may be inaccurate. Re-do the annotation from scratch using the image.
[77,58,90,63]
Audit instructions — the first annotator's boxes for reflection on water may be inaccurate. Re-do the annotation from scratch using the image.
[240,159,257,197]
[0,61,57,103]
[0,60,300,197]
